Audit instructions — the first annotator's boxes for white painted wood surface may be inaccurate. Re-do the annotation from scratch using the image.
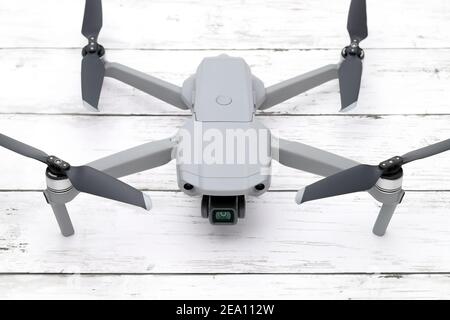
[2,274,450,300]
[1,0,450,49]
[1,191,450,274]
[0,0,449,299]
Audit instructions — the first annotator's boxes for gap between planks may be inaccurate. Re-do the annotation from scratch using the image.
[0,272,450,276]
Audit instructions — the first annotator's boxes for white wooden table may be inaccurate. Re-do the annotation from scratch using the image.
[0,0,450,299]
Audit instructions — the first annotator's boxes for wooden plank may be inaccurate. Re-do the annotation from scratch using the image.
[1,0,450,49]
[1,0,448,300]
[1,49,449,115]
[0,114,449,191]
[1,191,450,273]
[1,274,450,299]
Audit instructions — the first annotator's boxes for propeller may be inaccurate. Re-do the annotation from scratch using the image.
[0,133,152,211]
[338,0,368,111]
[296,139,450,204]
[81,0,105,109]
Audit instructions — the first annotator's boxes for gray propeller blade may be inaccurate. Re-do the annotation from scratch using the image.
[347,0,368,42]
[82,0,103,40]
[296,164,383,204]
[81,53,105,109]
[0,133,48,163]
[66,166,151,210]
[0,133,151,211]
[297,139,450,204]
[402,139,450,164]
[338,55,363,110]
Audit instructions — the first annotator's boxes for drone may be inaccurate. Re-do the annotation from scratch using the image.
[1,0,449,238]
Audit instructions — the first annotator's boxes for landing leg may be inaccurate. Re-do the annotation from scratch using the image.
[50,203,74,237]
[372,203,397,237]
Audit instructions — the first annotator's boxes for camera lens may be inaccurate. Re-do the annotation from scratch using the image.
[212,210,234,223]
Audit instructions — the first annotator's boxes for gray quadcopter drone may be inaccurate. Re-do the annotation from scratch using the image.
[1,0,449,237]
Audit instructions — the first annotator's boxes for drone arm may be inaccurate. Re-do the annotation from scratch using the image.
[41,138,175,237]
[104,61,189,110]
[259,64,339,110]
[273,137,358,176]
[273,137,403,236]
[87,137,176,179]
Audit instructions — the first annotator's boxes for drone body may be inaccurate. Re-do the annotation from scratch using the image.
[177,55,273,223]
[176,55,271,196]
[1,0,449,237]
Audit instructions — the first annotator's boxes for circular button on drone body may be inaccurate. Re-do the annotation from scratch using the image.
[216,95,232,106]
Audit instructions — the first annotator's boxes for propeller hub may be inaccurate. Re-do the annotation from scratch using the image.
[46,156,71,177]
[82,42,105,57]
[378,156,404,179]
[342,42,364,59]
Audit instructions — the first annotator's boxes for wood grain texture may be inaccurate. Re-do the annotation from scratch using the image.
[1,0,450,49]
[1,191,450,273]
[0,0,449,299]
[0,49,449,115]
[1,274,450,300]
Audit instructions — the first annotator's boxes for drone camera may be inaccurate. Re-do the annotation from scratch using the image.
[211,209,236,224]
[202,195,245,225]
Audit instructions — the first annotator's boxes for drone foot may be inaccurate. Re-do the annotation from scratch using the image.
[50,203,75,237]
[372,203,397,237]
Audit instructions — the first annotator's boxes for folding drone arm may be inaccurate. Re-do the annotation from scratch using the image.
[104,61,189,111]
[259,64,340,111]
[272,136,356,176]
[87,136,177,178]
[81,0,189,111]
[272,137,405,236]
[259,0,370,111]
[44,137,177,236]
